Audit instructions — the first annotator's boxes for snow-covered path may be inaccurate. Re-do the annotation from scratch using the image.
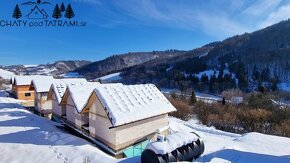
[0,90,290,163]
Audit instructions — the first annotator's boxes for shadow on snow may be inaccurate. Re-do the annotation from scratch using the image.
[199,149,290,163]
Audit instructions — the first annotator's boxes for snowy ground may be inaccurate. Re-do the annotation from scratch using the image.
[0,91,116,163]
[23,65,39,68]
[60,72,81,78]
[96,72,122,83]
[279,82,290,92]
[169,117,290,163]
[0,90,290,163]
[0,68,15,80]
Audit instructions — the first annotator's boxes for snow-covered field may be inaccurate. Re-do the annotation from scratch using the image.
[96,72,122,83]
[0,90,290,163]
[279,82,290,92]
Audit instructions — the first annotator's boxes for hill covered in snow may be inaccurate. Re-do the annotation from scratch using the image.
[0,68,14,80]
[2,60,90,77]
[0,91,289,163]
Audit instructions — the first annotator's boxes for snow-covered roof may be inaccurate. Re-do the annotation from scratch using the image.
[92,84,176,127]
[31,77,54,93]
[14,75,53,86]
[50,78,87,104]
[65,82,101,113]
[146,132,198,154]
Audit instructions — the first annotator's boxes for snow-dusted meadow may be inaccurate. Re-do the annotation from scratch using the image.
[0,90,290,163]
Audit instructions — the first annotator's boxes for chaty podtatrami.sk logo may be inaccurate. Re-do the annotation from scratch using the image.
[0,0,87,27]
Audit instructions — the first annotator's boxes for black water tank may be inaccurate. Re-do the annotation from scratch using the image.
[141,138,205,163]
[141,149,166,163]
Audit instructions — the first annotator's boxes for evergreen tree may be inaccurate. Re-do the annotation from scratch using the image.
[190,91,197,104]
[60,2,66,12]
[209,75,217,93]
[201,74,209,84]
[13,4,22,19]
[179,81,188,92]
[52,4,62,19]
[270,77,278,91]
[171,93,177,99]
[261,68,270,82]
[258,84,266,93]
[192,75,199,84]
[65,4,75,19]
[97,79,102,84]
[218,69,224,83]
[222,97,226,105]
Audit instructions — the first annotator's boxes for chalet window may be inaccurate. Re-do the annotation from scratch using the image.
[25,93,31,97]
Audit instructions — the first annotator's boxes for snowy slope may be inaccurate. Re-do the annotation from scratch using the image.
[60,72,81,78]
[23,65,39,68]
[169,117,290,163]
[0,92,290,163]
[279,82,290,92]
[96,72,122,83]
[195,69,236,80]
[0,93,116,163]
[0,68,15,80]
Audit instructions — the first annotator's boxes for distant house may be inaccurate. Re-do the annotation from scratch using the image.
[30,77,54,117]
[81,84,176,156]
[60,82,100,130]
[27,6,48,19]
[231,96,244,105]
[47,78,87,120]
[12,75,53,107]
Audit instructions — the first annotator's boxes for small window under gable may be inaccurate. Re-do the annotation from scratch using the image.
[25,93,31,97]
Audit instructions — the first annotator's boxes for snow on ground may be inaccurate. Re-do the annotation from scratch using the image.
[40,67,58,74]
[0,68,15,80]
[199,52,209,58]
[166,66,174,72]
[279,82,290,92]
[96,72,122,83]
[195,69,236,80]
[0,95,116,163]
[193,69,239,86]
[60,72,81,78]
[169,117,290,163]
[195,92,222,102]
[161,88,222,102]
[23,65,38,68]
[0,91,290,163]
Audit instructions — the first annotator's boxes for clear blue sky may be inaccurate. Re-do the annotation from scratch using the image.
[0,0,289,66]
